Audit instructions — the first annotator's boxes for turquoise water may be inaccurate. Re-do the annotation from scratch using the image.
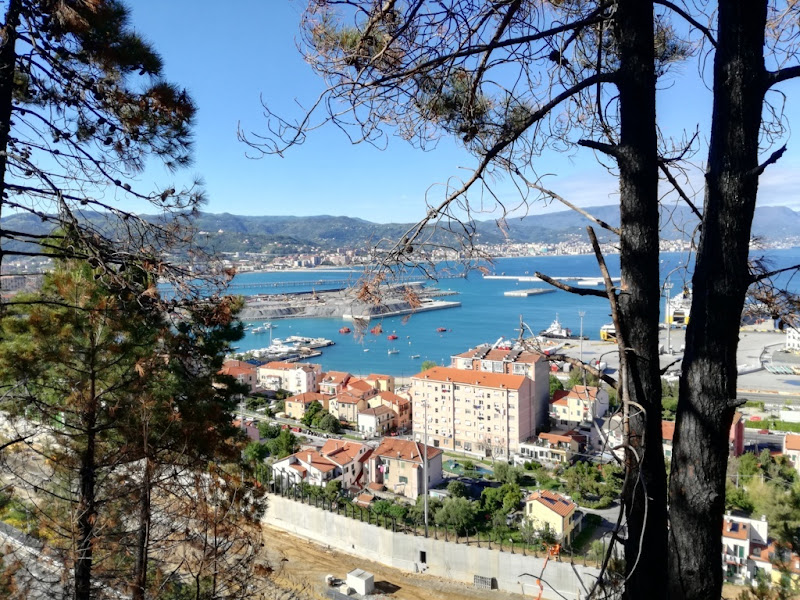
[231,249,800,376]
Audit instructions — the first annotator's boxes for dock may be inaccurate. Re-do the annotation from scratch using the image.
[504,288,556,297]
[485,275,621,286]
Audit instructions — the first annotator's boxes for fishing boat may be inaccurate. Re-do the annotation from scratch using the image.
[370,324,383,334]
[339,327,351,334]
[363,348,370,352]
[388,348,399,355]
[410,354,420,359]
[387,334,398,340]
[436,327,447,333]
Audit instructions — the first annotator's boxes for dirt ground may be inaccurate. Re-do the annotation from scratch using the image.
[261,525,532,600]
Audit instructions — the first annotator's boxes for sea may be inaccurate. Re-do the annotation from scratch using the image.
[229,248,800,377]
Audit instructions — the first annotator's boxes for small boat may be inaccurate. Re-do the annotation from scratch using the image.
[370,324,383,334]
[363,348,370,352]
[436,327,447,333]
[252,326,266,334]
[410,354,420,359]
[388,348,399,355]
[387,334,398,340]
[339,327,351,334]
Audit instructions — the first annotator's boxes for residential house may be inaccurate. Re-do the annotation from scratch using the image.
[784,434,800,474]
[319,371,351,395]
[329,391,370,425]
[451,344,550,433]
[358,405,395,437]
[524,490,582,546]
[367,438,443,500]
[220,360,259,394]
[285,392,330,421]
[663,413,745,461]
[271,439,370,491]
[550,385,609,427]
[365,374,395,393]
[517,430,583,466]
[368,391,412,432]
[256,361,321,395]
[232,418,260,442]
[411,366,537,458]
[721,514,769,584]
[786,327,800,352]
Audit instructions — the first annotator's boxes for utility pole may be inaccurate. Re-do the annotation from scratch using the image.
[664,282,674,353]
[423,399,429,537]
[579,310,586,387]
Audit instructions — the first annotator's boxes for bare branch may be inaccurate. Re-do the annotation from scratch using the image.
[533,271,607,297]
[750,144,787,177]
[658,163,702,221]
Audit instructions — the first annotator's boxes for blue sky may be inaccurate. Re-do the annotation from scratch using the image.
[128,1,800,223]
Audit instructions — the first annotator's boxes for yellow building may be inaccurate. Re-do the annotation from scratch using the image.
[285,392,329,421]
[524,490,581,546]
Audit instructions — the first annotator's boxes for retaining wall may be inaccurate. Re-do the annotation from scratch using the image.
[264,494,600,599]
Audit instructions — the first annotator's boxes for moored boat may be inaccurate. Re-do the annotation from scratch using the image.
[339,327,351,334]
[539,314,587,340]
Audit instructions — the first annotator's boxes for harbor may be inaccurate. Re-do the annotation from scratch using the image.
[503,288,556,297]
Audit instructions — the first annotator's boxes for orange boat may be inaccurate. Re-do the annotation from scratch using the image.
[436,327,447,333]
[370,324,383,334]
[387,334,398,340]
[339,327,351,334]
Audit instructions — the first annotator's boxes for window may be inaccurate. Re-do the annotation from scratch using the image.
[399,476,408,484]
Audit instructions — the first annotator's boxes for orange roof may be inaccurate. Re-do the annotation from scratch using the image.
[373,438,442,463]
[538,431,575,444]
[286,392,327,406]
[334,391,366,404]
[662,421,676,442]
[221,364,257,377]
[453,346,544,364]
[262,361,301,371]
[552,398,568,407]
[412,366,527,389]
[722,519,749,540]
[347,378,374,393]
[285,450,338,473]
[367,482,385,491]
[552,390,569,403]
[320,439,366,465]
[527,490,576,518]
[359,405,395,418]
[354,492,374,507]
[785,434,800,452]
[377,391,410,406]
[367,374,392,380]
[322,371,351,384]
[566,385,601,401]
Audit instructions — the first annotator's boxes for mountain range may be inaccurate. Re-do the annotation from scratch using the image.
[2,204,799,256]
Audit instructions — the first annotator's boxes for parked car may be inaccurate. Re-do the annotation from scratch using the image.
[758,429,770,434]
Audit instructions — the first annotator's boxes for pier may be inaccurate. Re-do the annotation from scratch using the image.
[485,275,621,286]
[503,288,556,297]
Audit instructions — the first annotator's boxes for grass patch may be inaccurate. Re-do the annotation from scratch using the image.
[744,420,800,433]
[570,514,602,553]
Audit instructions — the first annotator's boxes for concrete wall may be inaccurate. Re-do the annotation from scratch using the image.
[264,494,599,599]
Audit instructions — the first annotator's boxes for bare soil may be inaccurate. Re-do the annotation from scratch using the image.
[261,525,530,600]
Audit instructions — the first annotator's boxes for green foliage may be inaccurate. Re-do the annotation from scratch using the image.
[266,430,299,459]
[421,360,438,371]
[434,497,477,534]
[562,461,623,505]
[302,401,324,426]
[447,480,469,498]
[567,368,600,389]
[258,422,282,439]
[482,483,523,514]
[372,500,393,516]
[743,400,766,410]
[744,420,800,433]
[493,462,523,485]
[549,375,564,397]
[274,398,286,412]
[388,503,408,521]
[462,460,475,473]
[243,442,270,464]
[725,481,755,513]
[314,411,341,433]
[324,480,342,502]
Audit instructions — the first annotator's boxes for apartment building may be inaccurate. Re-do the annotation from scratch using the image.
[272,439,370,491]
[220,360,259,394]
[517,430,584,466]
[411,366,536,458]
[257,361,321,395]
[285,391,330,421]
[367,391,412,432]
[365,374,395,393]
[721,514,769,585]
[358,405,395,437]
[451,344,549,430]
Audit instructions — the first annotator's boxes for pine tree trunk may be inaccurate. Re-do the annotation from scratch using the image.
[0,0,21,297]
[76,373,98,600]
[132,456,153,600]
[668,3,767,598]
[615,1,668,598]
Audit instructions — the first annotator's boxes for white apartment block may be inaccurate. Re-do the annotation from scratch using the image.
[411,366,536,459]
[256,361,321,395]
[787,327,800,352]
[551,385,609,427]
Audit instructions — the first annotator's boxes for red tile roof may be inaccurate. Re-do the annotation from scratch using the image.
[453,347,544,364]
[334,391,366,404]
[662,421,676,442]
[377,391,410,406]
[412,366,527,389]
[320,439,366,464]
[367,374,392,380]
[373,438,442,463]
[347,379,375,393]
[785,433,800,452]
[538,431,576,444]
[286,392,327,406]
[322,371,351,385]
[359,405,395,418]
[722,519,749,540]
[566,385,601,401]
[527,490,576,518]
[552,390,569,403]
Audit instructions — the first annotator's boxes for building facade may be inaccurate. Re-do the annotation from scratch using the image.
[367,438,443,500]
[257,361,321,395]
[524,490,582,546]
[411,366,535,458]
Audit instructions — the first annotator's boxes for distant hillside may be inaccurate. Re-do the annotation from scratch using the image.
[3,204,799,256]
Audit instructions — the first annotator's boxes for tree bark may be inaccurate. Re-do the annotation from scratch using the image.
[615,1,668,598]
[0,0,21,297]
[76,369,98,600]
[132,456,153,600]
[668,2,767,599]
